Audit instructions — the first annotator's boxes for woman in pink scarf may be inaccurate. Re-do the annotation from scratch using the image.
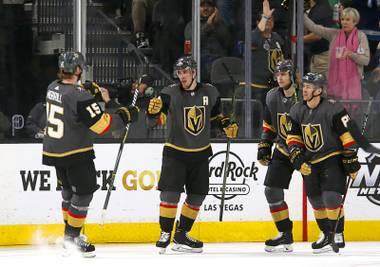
[304,8,370,101]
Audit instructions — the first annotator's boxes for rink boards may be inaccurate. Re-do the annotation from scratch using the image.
[1,143,380,245]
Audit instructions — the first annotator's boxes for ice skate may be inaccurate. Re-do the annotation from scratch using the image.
[172,227,203,253]
[63,235,95,258]
[156,231,171,254]
[312,232,333,254]
[264,231,293,252]
[334,232,345,248]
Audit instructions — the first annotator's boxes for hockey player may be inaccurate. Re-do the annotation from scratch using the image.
[286,72,361,253]
[42,51,138,257]
[147,56,238,253]
[257,59,302,252]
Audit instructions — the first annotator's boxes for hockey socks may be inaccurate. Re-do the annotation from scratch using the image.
[178,202,200,231]
[313,207,330,233]
[327,205,345,233]
[159,202,178,233]
[269,201,293,233]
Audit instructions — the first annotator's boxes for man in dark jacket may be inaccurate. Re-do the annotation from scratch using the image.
[184,0,232,82]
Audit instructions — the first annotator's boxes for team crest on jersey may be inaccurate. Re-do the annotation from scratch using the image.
[268,49,284,73]
[184,106,205,136]
[302,123,324,152]
[277,113,291,140]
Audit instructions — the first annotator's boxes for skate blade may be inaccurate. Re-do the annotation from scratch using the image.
[82,251,96,258]
[313,246,333,254]
[265,244,293,253]
[157,247,167,254]
[172,244,203,253]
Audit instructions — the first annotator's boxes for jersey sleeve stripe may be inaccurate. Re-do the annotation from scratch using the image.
[262,121,276,133]
[90,113,112,135]
[339,132,356,148]
[286,135,304,146]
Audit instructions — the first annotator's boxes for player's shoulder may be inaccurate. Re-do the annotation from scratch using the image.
[201,82,219,94]
[267,86,280,98]
[290,100,305,112]
[161,83,179,94]
[47,80,61,90]
[323,98,344,112]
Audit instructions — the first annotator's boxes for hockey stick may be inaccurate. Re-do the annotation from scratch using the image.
[219,62,237,222]
[101,88,139,224]
[331,97,374,253]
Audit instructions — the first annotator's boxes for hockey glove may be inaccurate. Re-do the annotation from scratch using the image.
[220,117,239,139]
[257,141,272,166]
[342,149,360,180]
[116,106,140,124]
[289,147,311,176]
[83,81,102,101]
[148,97,162,115]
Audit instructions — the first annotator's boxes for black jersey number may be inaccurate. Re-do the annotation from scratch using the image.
[46,102,64,139]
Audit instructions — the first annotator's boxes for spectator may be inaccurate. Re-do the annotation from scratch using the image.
[0,109,10,140]
[366,59,380,99]
[132,0,157,49]
[251,0,284,107]
[304,0,334,77]
[350,0,380,72]
[184,0,232,82]
[304,7,370,102]
[252,0,290,56]
[25,101,46,139]
[215,0,235,27]
[152,0,186,73]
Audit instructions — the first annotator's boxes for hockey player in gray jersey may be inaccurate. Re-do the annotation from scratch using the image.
[43,52,138,257]
[147,56,238,253]
[286,73,360,253]
[257,60,302,252]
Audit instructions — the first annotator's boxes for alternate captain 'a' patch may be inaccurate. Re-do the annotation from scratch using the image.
[184,105,205,136]
[302,123,324,152]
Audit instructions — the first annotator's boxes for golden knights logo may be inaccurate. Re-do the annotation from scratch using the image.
[268,48,284,73]
[301,123,324,152]
[184,106,205,136]
[277,113,291,140]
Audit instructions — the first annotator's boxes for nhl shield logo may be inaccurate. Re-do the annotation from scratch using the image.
[184,106,205,136]
[302,123,324,152]
[351,153,380,206]
[277,113,291,141]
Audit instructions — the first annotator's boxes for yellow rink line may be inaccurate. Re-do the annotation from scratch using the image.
[1,221,380,246]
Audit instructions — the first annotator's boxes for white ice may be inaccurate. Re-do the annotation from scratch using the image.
[0,242,379,267]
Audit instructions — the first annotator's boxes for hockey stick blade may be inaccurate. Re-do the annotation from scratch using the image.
[347,120,380,154]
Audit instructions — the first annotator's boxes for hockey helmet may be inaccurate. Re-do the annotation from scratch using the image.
[302,72,326,88]
[274,59,294,74]
[174,56,197,72]
[58,51,86,74]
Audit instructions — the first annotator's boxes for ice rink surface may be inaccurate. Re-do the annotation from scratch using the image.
[0,242,379,267]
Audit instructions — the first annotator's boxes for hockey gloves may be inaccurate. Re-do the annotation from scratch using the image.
[289,147,311,176]
[220,117,239,139]
[257,141,272,166]
[148,97,162,115]
[342,149,361,180]
[83,81,102,101]
[116,106,140,124]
